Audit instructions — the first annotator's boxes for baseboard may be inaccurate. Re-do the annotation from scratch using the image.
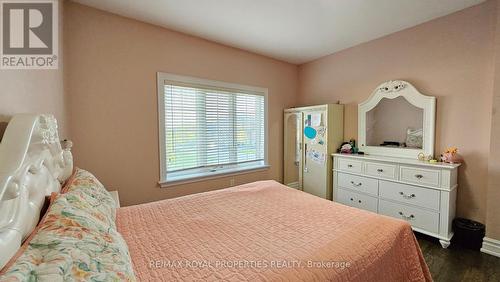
[286,182,300,189]
[481,237,500,258]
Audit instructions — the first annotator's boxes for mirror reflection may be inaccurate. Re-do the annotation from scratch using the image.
[284,113,301,188]
[366,96,423,149]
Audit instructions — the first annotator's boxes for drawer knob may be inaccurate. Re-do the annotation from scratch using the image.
[399,192,416,199]
[398,211,415,220]
[350,198,354,201]
[347,164,353,168]
[377,168,384,173]
[350,181,362,187]
[358,200,362,203]
[415,174,424,179]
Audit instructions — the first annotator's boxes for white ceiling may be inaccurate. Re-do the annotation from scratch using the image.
[73,0,485,64]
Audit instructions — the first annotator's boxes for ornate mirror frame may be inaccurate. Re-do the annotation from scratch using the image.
[358,80,436,159]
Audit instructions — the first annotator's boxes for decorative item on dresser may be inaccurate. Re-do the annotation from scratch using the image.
[333,80,460,248]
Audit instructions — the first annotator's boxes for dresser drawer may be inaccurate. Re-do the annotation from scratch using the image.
[379,199,439,234]
[337,158,363,173]
[337,188,378,213]
[337,172,378,196]
[400,166,440,187]
[365,162,397,180]
[379,180,440,211]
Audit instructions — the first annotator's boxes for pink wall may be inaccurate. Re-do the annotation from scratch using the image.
[0,0,67,137]
[486,0,500,240]
[298,1,496,223]
[64,2,298,206]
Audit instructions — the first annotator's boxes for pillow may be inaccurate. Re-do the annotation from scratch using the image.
[406,128,423,148]
[62,168,116,222]
[43,191,116,233]
[0,192,136,282]
[1,168,135,282]
[62,168,107,196]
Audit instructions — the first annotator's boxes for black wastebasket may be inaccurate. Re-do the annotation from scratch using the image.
[451,218,485,250]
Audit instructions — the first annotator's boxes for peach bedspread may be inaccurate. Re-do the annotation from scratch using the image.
[116,180,431,281]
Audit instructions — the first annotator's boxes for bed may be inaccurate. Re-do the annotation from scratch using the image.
[0,114,431,281]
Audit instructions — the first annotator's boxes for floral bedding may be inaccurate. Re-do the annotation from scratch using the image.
[0,169,135,282]
[62,169,117,223]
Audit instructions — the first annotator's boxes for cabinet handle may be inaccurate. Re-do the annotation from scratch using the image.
[398,211,415,220]
[358,200,362,203]
[399,192,416,199]
[350,181,362,187]
[415,174,424,179]
[377,168,384,173]
[350,198,354,201]
[347,164,353,168]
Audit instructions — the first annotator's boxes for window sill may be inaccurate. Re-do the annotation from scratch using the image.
[159,164,270,188]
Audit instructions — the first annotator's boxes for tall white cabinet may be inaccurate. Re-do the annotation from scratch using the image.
[284,104,344,200]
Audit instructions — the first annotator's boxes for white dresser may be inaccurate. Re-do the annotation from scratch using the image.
[333,153,460,248]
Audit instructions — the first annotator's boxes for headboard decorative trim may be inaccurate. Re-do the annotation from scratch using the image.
[0,114,73,269]
[38,115,58,144]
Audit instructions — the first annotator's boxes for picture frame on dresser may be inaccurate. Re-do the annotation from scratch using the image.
[332,80,460,248]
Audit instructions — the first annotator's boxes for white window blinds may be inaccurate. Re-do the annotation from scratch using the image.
[163,81,266,175]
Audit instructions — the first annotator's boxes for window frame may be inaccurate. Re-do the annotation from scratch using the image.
[157,72,269,187]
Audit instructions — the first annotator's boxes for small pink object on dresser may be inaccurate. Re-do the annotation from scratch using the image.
[441,147,463,164]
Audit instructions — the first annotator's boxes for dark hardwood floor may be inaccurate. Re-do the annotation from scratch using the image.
[416,233,500,282]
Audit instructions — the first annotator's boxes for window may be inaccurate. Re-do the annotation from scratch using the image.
[157,73,269,186]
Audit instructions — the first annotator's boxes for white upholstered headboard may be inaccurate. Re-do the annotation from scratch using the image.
[0,114,73,269]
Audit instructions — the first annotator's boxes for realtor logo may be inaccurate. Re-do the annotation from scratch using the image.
[1,0,58,69]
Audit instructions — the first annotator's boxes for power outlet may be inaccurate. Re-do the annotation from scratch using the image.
[230,178,235,186]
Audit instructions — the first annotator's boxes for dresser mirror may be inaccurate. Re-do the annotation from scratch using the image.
[358,80,436,159]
